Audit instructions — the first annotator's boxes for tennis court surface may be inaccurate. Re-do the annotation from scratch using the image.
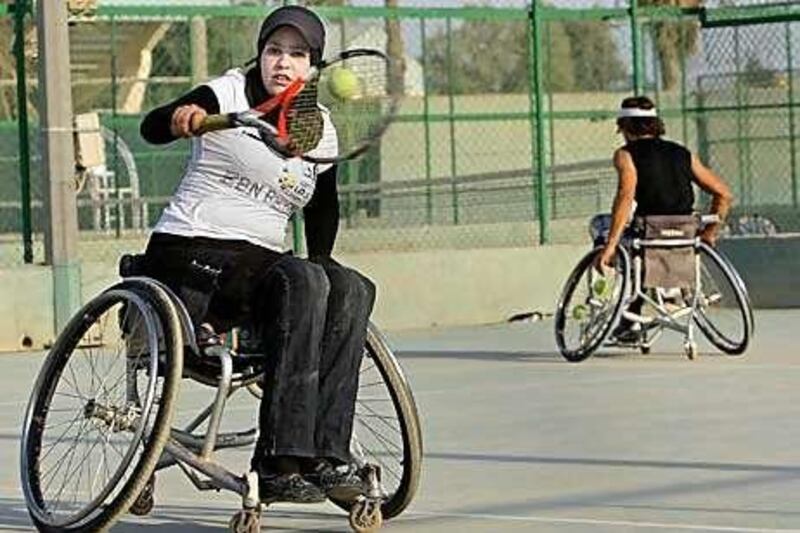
[1,309,799,532]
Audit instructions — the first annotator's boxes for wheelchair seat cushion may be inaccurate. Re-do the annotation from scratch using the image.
[638,214,698,288]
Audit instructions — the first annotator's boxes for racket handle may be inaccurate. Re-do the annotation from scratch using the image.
[194,114,233,135]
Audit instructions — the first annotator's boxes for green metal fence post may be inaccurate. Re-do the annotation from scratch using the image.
[631,0,644,95]
[545,19,557,220]
[111,15,122,237]
[695,76,710,165]
[679,17,689,145]
[337,17,354,228]
[446,17,459,225]
[645,21,659,105]
[529,0,549,244]
[13,0,33,263]
[787,22,798,208]
[733,26,747,207]
[420,18,433,225]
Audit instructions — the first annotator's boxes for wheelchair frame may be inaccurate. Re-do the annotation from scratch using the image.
[613,236,709,358]
[555,215,754,362]
[21,275,422,533]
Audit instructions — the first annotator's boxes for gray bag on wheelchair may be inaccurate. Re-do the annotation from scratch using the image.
[639,214,698,289]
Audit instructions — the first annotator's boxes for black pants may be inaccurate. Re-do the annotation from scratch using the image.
[143,233,376,467]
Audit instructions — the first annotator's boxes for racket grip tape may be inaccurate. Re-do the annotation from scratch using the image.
[194,113,234,135]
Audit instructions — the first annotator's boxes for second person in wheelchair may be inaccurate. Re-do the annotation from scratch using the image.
[597,95,734,341]
[138,6,373,504]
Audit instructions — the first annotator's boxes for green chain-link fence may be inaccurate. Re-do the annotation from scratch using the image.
[1,1,799,266]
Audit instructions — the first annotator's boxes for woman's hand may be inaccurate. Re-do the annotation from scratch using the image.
[594,245,616,272]
[699,225,718,246]
[170,104,207,138]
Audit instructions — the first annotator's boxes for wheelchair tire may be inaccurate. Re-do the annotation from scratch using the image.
[555,246,630,362]
[330,323,423,520]
[21,280,183,532]
[693,243,754,355]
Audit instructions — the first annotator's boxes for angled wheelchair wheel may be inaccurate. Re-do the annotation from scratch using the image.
[21,280,183,532]
[555,247,630,362]
[331,323,422,521]
[693,243,754,355]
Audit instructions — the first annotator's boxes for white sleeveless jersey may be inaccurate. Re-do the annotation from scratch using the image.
[154,69,338,252]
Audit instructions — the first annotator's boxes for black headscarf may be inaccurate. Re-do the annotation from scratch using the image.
[256,5,326,66]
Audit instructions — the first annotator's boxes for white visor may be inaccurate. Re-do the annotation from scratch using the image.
[618,107,658,118]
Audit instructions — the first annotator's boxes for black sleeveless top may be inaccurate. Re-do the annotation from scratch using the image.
[622,138,695,217]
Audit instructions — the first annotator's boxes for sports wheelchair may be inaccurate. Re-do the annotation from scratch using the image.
[555,214,754,362]
[20,254,422,532]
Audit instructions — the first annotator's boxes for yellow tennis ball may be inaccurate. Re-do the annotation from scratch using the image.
[328,67,359,101]
[572,304,588,321]
[592,277,611,298]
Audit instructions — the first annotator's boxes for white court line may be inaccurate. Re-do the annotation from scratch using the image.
[0,400,29,408]
[407,510,800,532]
[0,486,794,533]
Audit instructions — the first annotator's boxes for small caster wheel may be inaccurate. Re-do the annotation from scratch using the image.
[229,508,261,533]
[349,498,383,532]
[129,476,155,516]
[684,341,697,360]
[640,346,651,355]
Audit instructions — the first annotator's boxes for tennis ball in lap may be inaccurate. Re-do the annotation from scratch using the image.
[328,67,359,101]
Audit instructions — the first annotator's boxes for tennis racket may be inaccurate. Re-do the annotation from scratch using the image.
[194,48,400,164]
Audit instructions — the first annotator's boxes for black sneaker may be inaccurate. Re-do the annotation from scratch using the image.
[309,462,365,501]
[197,323,223,349]
[612,326,642,344]
[258,473,326,504]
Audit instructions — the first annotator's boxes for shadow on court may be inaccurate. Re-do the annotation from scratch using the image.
[0,496,352,533]
[426,450,800,474]
[397,350,561,362]
[0,497,36,532]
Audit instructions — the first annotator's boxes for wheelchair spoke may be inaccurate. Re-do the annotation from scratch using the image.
[356,401,402,436]
[52,391,85,402]
[354,430,402,485]
[44,424,94,510]
[353,397,394,403]
[21,283,182,531]
[40,418,90,496]
[355,412,402,432]
[693,246,750,351]
[355,413,403,456]
[42,413,84,432]
[352,347,409,497]
[89,429,113,500]
[70,433,91,510]
[39,413,86,463]
[63,363,87,402]
[359,359,377,375]
[354,431,400,482]
[359,380,386,389]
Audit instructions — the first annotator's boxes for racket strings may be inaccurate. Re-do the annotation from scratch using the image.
[283,80,325,154]
[320,55,394,151]
[279,54,396,160]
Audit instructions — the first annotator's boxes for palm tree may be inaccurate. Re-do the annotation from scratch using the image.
[640,0,701,91]
[384,0,405,96]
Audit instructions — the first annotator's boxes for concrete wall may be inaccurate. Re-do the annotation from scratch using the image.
[1,235,797,353]
[347,245,586,330]
[717,236,800,309]
[0,244,586,352]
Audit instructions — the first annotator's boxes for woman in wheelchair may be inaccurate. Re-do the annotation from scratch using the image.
[597,95,733,343]
[20,8,420,531]
[138,5,373,503]
[555,95,753,362]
